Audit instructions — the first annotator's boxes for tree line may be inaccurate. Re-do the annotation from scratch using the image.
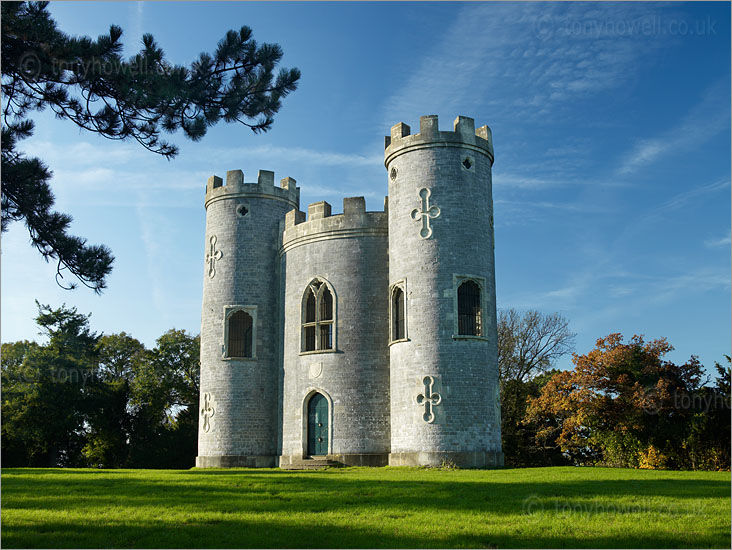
[2,304,729,470]
[1,3,297,469]
[499,309,730,471]
[1,303,199,468]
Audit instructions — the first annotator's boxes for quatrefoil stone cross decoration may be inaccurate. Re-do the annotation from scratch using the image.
[205,235,223,279]
[201,392,216,433]
[416,375,442,423]
[411,188,441,239]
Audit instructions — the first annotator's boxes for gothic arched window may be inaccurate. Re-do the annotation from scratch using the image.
[392,286,405,341]
[457,280,482,336]
[302,279,335,352]
[226,308,254,358]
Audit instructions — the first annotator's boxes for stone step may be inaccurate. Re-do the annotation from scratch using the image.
[279,457,343,470]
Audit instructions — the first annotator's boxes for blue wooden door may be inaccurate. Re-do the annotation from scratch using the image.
[307,393,328,456]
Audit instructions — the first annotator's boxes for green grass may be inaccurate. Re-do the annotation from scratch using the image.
[1,466,729,548]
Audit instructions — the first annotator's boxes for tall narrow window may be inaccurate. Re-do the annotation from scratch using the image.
[304,287,317,351]
[319,287,333,349]
[457,280,482,336]
[302,279,335,352]
[320,287,333,321]
[392,287,405,341]
[305,290,316,323]
[227,310,253,357]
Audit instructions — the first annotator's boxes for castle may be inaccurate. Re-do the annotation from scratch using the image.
[196,115,503,469]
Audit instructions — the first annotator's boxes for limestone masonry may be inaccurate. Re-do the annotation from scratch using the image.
[197,115,503,469]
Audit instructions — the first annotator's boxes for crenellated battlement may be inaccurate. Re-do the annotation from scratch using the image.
[281,196,388,253]
[384,115,494,166]
[204,169,300,209]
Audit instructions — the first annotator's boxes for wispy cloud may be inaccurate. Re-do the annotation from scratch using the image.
[493,198,606,227]
[213,144,382,168]
[21,139,213,196]
[647,267,731,304]
[493,174,573,190]
[128,1,144,50]
[705,230,731,249]
[504,259,730,317]
[619,79,730,175]
[21,140,139,167]
[493,172,629,190]
[380,2,673,127]
[135,194,168,315]
[652,178,729,215]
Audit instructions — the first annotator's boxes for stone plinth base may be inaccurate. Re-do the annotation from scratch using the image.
[389,450,504,468]
[329,453,389,467]
[279,453,388,469]
[279,457,342,470]
[195,455,276,468]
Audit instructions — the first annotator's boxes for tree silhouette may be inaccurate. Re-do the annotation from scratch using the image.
[1,1,300,291]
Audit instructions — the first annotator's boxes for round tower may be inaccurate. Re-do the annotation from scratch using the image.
[279,197,390,467]
[196,169,299,468]
[385,115,503,468]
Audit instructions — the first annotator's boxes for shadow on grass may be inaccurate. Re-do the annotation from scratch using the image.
[2,467,730,548]
[4,514,731,549]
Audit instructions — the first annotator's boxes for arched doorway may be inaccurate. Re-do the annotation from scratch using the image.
[307,393,329,456]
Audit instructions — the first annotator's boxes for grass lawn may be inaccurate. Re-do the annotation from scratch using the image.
[1,466,730,548]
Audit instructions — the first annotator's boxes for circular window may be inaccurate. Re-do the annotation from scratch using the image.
[462,157,473,170]
[236,204,249,217]
[390,167,398,181]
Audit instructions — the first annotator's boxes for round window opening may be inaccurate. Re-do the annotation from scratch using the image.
[390,167,398,181]
[462,157,473,170]
[236,204,249,217]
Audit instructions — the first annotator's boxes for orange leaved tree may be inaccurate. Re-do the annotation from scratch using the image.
[524,333,728,469]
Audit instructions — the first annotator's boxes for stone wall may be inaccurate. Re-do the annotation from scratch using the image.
[385,115,503,467]
[197,170,298,467]
[279,197,390,465]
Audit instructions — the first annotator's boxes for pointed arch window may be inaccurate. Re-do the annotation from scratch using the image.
[389,279,408,344]
[223,305,257,359]
[457,280,482,336]
[302,279,335,352]
[392,287,405,341]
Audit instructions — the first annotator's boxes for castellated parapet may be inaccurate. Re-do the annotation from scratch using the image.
[205,169,300,209]
[281,196,388,253]
[384,115,494,166]
[197,114,503,470]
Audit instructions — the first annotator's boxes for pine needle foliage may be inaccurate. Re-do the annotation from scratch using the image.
[1,2,300,291]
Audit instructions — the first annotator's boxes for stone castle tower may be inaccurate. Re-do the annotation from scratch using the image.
[197,115,503,469]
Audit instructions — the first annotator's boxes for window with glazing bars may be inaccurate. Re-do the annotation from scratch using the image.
[227,310,253,357]
[319,287,333,349]
[392,286,405,341]
[457,280,482,336]
[302,281,334,351]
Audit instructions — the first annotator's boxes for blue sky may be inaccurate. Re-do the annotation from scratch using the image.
[2,1,730,374]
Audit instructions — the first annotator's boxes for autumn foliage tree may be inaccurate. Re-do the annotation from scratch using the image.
[497,308,575,466]
[526,333,730,470]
